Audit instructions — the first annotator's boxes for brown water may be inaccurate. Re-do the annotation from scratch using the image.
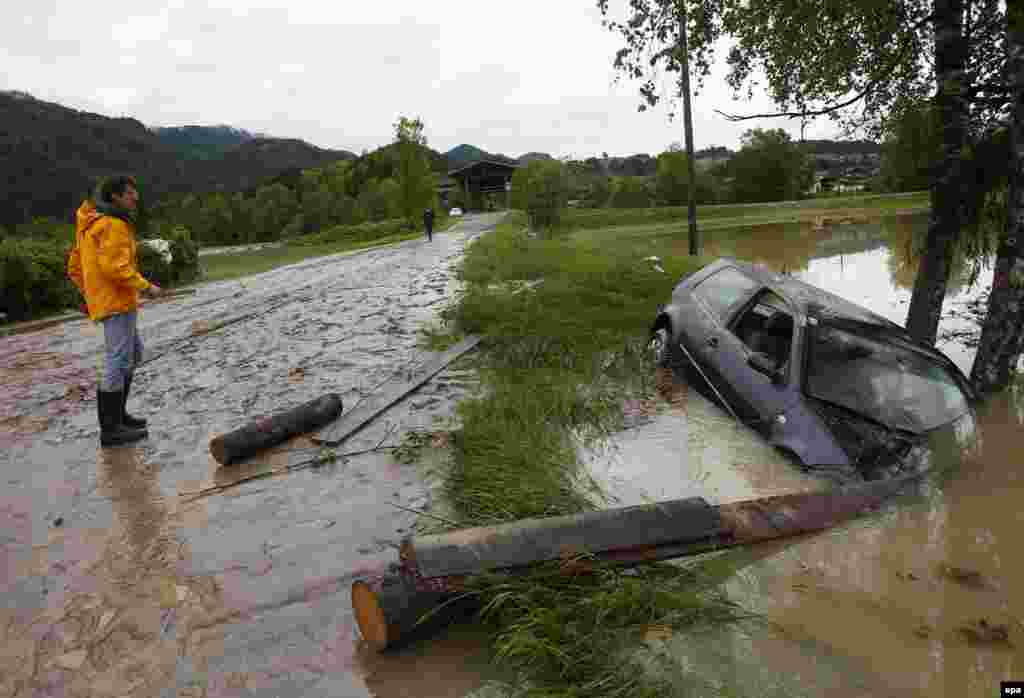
[587,214,1023,697]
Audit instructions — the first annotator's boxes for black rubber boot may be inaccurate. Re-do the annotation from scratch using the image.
[122,372,148,429]
[98,390,147,447]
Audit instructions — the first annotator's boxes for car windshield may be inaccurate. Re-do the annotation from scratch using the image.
[805,324,968,433]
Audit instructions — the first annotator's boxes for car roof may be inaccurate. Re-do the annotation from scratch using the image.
[712,258,902,329]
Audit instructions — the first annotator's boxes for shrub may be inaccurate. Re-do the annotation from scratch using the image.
[288,219,408,247]
[136,224,200,287]
[0,238,78,321]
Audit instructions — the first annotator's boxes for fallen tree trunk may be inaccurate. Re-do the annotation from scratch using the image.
[353,472,922,650]
[210,393,344,466]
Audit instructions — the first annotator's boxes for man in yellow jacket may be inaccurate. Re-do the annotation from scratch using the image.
[67,175,166,446]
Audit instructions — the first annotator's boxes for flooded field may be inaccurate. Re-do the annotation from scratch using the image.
[2,210,1021,697]
[588,213,1022,697]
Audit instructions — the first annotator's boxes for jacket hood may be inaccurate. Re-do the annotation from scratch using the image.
[76,200,103,236]
[94,198,137,226]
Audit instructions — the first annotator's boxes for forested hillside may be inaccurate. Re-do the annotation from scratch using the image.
[0,91,355,228]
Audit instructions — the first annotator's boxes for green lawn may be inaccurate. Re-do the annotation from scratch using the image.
[197,217,459,283]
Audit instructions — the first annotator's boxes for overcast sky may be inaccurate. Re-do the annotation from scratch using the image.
[4,0,846,158]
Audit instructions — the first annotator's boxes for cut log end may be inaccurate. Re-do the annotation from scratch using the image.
[352,580,390,651]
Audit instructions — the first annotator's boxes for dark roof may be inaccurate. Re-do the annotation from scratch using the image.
[448,159,520,176]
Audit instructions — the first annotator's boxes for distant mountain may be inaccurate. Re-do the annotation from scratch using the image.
[0,90,356,227]
[186,138,357,192]
[154,125,259,160]
[445,144,517,168]
[517,152,554,164]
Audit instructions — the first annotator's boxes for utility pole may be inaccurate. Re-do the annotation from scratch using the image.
[679,0,699,255]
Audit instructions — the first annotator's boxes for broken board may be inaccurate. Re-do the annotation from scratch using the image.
[312,334,482,447]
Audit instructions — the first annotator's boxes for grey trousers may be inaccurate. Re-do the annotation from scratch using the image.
[100,311,143,392]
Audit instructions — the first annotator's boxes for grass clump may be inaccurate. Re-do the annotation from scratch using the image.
[463,560,747,698]
[429,211,750,695]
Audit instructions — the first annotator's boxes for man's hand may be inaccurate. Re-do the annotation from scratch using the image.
[142,284,165,299]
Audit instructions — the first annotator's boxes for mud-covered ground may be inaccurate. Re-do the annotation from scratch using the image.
[0,214,504,697]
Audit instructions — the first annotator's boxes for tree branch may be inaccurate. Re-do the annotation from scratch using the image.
[714,12,935,123]
[714,83,877,122]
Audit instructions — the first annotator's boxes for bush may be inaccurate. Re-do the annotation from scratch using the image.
[289,219,408,247]
[136,224,200,287]
[0,238,78,321]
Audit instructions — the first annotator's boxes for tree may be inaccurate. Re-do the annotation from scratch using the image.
[728,129,814,203]
[394,116,435,228]
[588,176,612,207]
[608,177,653,208]
[970,5,1024,395]
[598,0,1010,350]
[511,160,569,230]
[878,104,941,192]
[655,150,692,206]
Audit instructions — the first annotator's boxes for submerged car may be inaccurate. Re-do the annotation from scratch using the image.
[649,258,975,477]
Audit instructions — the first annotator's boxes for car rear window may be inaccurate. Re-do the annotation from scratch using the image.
[693,267,760,322]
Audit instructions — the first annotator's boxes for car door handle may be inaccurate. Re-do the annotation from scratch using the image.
[706,336,718,348]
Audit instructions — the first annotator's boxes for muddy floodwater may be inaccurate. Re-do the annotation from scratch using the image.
[587,212,1023,697]
[3,211,1022,697]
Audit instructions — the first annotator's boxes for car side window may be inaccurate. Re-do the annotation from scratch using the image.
[692,267,760,322]
[732,292,795,373]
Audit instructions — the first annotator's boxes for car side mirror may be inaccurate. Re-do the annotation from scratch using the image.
[748,352,784,385]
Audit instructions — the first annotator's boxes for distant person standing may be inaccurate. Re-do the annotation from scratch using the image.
[67,175,165,447]
[423,207,434,241]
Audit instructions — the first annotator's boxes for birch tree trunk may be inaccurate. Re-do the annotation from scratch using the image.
[905,0,969,346]
[969,3,1024,395]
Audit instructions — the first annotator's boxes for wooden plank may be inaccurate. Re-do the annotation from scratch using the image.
[312,334,482,446]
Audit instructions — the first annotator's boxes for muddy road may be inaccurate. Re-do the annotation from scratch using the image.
[0,214,504,697]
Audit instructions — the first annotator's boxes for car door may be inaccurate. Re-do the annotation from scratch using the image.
[715,292,802,426]
[683,266,762,417]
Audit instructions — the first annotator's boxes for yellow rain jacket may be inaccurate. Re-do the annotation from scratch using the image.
[67,200,152,321]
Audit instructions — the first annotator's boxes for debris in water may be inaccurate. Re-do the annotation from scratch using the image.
[939,563,996,591]
[958,618,1012,647]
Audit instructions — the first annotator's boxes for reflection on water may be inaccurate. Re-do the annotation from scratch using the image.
[677,216,1023,697]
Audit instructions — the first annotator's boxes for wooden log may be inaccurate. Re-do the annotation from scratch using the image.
[352,472,924,650]
[352,570,477,652]
[210,393,344,466]
[403,497,721,579]
[312,335,482,446]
